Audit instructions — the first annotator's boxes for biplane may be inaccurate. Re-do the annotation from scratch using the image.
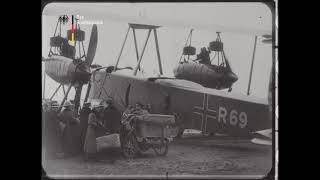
[42,3,274,140]
[87,23,272,137]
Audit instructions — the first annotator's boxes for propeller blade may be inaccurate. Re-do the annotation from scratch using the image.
[85,24,98,65]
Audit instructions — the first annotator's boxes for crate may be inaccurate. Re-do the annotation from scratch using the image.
[96,133,121,152]
[135,114,176,138]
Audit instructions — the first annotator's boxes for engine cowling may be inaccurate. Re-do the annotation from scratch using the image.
[173,62,238,90]
[44,55,90,85]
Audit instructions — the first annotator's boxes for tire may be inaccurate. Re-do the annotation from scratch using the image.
[152,139,168,156]
[137,139,150,152]
[174,113,184,138]
[120,135,139,158]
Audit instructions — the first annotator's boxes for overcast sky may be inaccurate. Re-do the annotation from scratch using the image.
[42,2,273,103]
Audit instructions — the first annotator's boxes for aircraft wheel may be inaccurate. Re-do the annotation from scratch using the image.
[153,139,168,156]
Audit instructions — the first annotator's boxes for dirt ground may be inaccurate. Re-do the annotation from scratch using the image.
[42,131,272,178]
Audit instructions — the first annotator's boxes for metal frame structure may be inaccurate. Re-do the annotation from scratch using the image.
[114,23,163,76]
[45,19,88,114]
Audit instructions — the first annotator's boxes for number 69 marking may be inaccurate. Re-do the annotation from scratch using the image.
[218,106,248,128]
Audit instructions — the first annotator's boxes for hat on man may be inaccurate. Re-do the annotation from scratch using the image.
[135,102,143,107]
[63,101,72,107]
[51,101,59,108]
[83,102,91,106]
[99,101,108,108]
[106,98,113,104]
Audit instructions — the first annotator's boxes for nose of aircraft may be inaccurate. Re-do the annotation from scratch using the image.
[74,63,92,83]
[226,71,238,83]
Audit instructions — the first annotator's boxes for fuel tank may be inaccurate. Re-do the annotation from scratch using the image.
[173,62,238,89]
[44,56,90,85]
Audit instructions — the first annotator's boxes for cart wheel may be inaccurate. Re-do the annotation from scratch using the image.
[121,135,139,158]
[174,113,184,138]
[153,139,168,156]
[138,139,150,152]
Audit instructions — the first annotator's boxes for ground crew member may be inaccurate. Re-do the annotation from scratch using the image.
[102,99,121,134]
[59,101,81,157]
[44,101,60,159]
[132,102,149,115]
[79,102,92,152]
[84,104,104,161]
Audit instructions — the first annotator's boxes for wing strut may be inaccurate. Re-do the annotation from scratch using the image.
[133,29,152,75]
[247,35,258,96]
[114,23,163,76]
[58,85,73,112]
[50,84,62,100]
[114,26,130,71]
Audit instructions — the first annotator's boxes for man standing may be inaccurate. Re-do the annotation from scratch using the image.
[102,99,121,134]
[58,101,81,157]
[84,104,104,161]
[79,102,92,152]
[132,102,149,115]
[43,101,61,159]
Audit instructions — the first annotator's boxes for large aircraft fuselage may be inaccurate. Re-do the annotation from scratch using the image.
[88,71,271,136]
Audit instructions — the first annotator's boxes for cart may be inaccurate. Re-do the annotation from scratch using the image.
[119,113,178,158]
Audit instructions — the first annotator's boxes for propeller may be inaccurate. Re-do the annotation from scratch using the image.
[75,24,98,112]
[85,24,98,66]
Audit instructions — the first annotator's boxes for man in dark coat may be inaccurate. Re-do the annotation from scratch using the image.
[44,101,60,159]
[58,101,81,157]
[132,102,149,115]
[195,47,211,65]
[79,102,92,151]
[102,99,122,134]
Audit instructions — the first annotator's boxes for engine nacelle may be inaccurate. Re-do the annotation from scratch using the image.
[173,62,238,90]
[44,56,90,85]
